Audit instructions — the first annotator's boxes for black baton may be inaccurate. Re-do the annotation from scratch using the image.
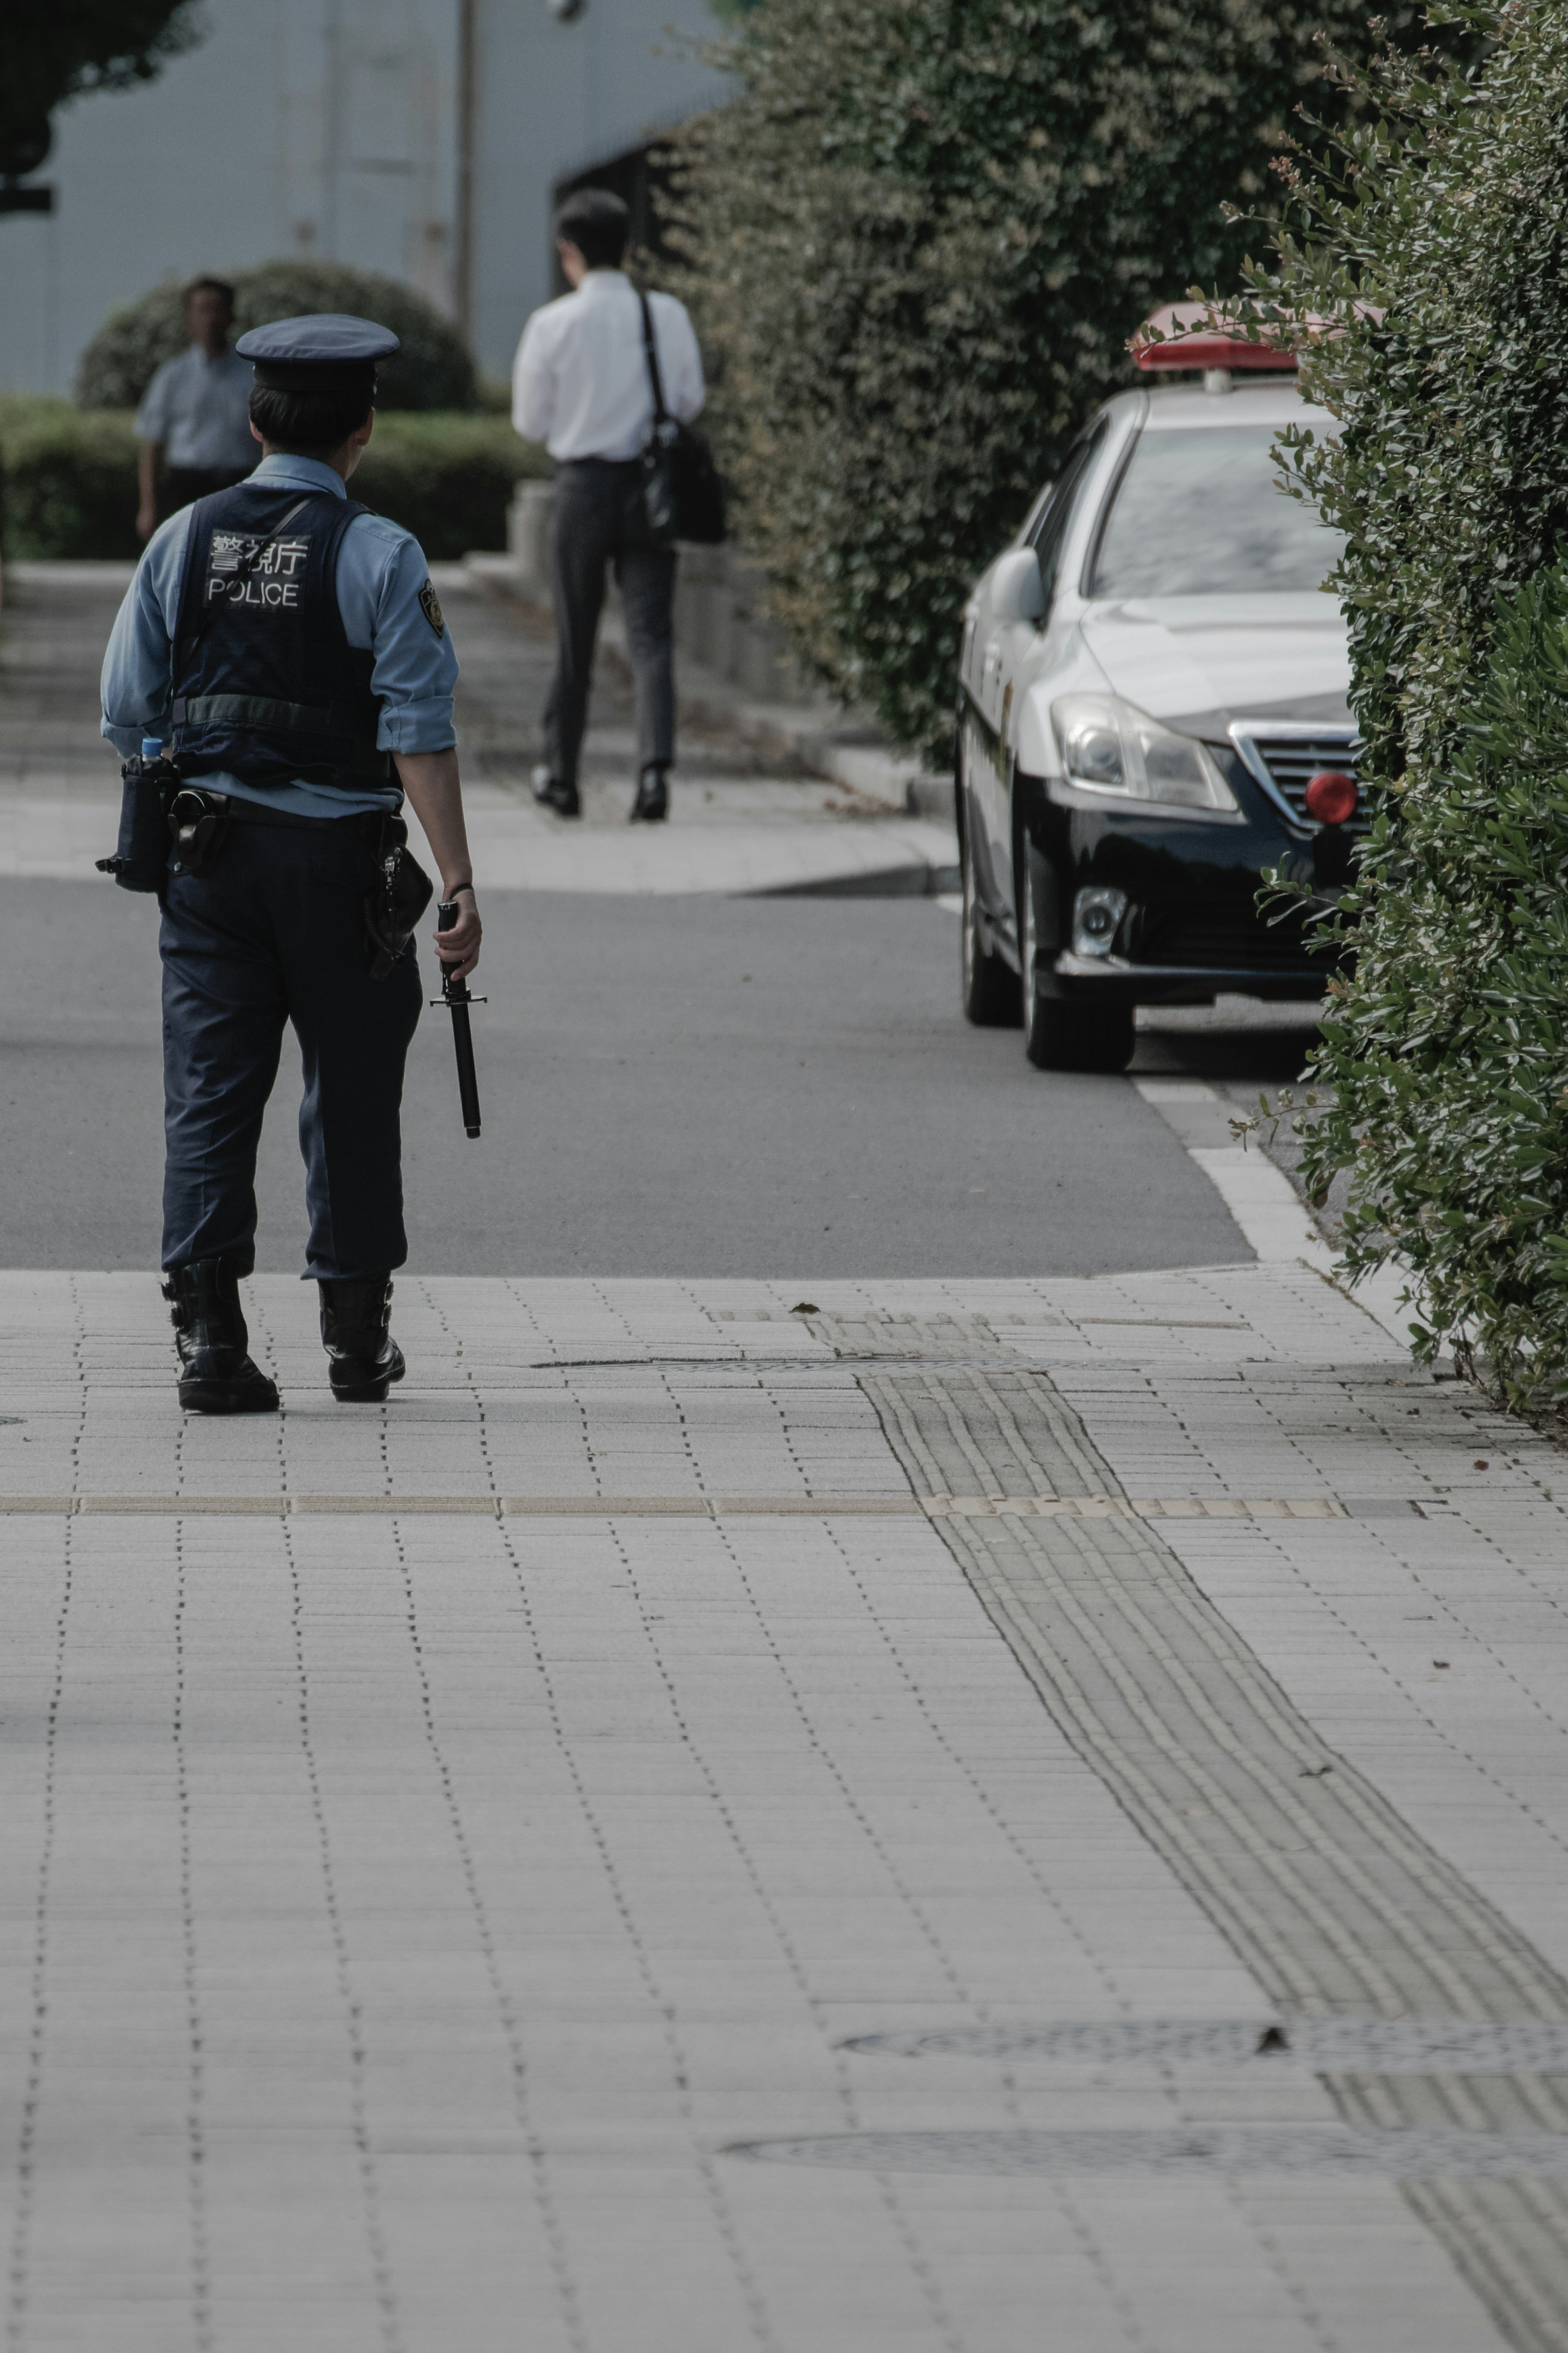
[434,900,483,1140]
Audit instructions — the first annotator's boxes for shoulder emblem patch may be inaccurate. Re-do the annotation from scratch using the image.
[418,578,445,637]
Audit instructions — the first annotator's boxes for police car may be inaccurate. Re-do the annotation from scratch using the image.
[957,308,1358,1072]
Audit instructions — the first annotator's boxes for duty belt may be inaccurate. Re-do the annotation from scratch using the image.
[218,795,389,840]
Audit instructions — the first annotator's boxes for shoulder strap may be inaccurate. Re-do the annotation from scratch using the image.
[637,289,670,428]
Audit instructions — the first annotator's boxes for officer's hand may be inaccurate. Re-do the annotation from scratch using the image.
[136,501,158,544]
[434,885,482,980]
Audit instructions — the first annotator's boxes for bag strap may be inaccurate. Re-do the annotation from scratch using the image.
[637,289,670,429]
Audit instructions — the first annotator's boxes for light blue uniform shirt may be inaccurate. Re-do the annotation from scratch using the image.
[100,453,459,820]
[134,346,258,473]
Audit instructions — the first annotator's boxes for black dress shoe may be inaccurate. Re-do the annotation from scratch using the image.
[163,1257,279,1414]
[630,765,669,823]
[531,766,581,818]
[319,1274,406,1403]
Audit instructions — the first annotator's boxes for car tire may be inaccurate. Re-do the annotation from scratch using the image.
[1019,848,1134,1073]
[960,796,1021,1029]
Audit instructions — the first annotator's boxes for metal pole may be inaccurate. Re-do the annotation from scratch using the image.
[455,0,477,341]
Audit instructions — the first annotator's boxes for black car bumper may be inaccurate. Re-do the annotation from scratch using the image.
[1047,951,1327,1006]
[1003,753,1346,1009]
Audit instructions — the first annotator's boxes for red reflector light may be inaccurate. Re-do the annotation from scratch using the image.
[1303,769,1358,825]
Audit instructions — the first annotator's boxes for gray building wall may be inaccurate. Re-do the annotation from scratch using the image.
[0,0,730,397]
[466,0,721,378]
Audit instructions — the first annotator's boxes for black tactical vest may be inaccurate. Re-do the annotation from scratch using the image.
[167,482,391,794]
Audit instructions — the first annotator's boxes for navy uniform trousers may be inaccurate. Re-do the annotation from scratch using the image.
[160,823,423,1280]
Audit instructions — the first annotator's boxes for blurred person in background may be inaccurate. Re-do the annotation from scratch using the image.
[512,188,704,823]
[135,277,256,540]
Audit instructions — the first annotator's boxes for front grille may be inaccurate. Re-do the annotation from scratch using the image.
[1136,910,1328,973]
[1243,731,1365,829]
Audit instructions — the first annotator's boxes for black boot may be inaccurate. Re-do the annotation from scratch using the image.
[319,1275,406,1403]
[163,1258,279,1415]
[630,765,669,823]
[532,766,581,818]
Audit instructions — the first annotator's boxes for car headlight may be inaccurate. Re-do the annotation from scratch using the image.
[1051,693,1240,812]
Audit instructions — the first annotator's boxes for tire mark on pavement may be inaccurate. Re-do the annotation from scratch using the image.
[390,1519,588,2353]
[172,1521,214,2353]
[496,1516,784,2353]
[5,1529,73,2353]
[281,1519,403,2353]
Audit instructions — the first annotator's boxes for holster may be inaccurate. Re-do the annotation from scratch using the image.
[363,816,434,981]
[97,752,184,893]
[167,786,233,879]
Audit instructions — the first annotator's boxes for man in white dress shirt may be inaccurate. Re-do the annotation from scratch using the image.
[512,189,705,821]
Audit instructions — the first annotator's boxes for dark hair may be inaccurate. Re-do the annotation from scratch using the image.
[553,187,630,271]
[248,382,374,459]
[183,275,235,313]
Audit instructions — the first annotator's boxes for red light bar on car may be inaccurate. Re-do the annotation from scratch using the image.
[1131,302,1300,374]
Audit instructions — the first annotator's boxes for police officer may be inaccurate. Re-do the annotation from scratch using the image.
[100,314,483,1414]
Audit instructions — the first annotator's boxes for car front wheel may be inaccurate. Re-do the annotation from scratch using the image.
[960,803,1021,1029]
[1019,846,1134,1073]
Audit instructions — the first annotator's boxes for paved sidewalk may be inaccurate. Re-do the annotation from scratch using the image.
[3,1266,1566,2351]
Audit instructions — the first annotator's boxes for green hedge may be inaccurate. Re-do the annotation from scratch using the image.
[0,399,547,562]
[1243,0,1568,1402]
[0,399,140,557]
[671,0,1441,759]
[354,414,549,557]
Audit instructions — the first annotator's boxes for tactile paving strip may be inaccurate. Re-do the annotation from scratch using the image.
[814,1311,1568,2353]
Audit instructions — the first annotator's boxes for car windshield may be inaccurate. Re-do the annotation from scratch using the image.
[1088,422,1345,598]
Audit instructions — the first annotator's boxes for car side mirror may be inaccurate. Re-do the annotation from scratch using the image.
[990,546,1046,627]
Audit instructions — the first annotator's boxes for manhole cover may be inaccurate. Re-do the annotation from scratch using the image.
[729,2128,1568,2178]
[845,2019,1568,2074]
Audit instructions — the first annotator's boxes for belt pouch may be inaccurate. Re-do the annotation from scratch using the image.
[98,753,182,893]
[168,787,233,879]
[363,817,434,980]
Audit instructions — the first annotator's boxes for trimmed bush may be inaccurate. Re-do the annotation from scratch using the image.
[670,0,1431,758]
[354,413,549,559]
[0,398,140,558]
[1247,1,1568,1400]
[76,259,478,413]
[0,400,546,562]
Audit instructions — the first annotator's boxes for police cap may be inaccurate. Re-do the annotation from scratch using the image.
[234,313,400,396]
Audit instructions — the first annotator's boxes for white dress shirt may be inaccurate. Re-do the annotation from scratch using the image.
[512,270,704,463]
[134,345,257,471]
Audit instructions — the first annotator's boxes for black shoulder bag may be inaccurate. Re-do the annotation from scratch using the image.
[637,289,726,548]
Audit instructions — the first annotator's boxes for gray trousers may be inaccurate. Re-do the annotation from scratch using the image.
[543,457,676,790]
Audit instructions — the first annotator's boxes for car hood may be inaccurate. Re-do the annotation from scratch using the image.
[1079,594,1352,736]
